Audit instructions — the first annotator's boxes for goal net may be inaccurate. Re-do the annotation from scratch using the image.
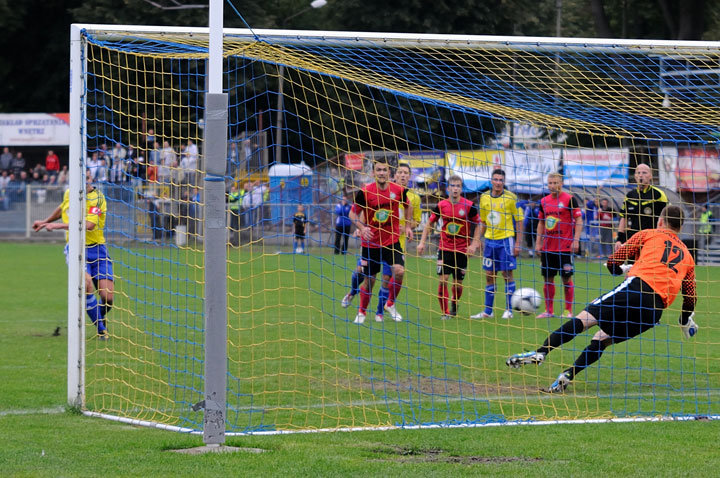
[72,25,720,434]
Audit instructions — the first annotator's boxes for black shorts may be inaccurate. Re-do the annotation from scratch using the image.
[437,249,467,280]
[294,232,305,239]
[540,251,574,279]
[585,277,664,343]
[361,242,404,277]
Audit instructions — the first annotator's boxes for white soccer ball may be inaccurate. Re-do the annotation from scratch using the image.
[295,247,303,254]
[511,288,542,315]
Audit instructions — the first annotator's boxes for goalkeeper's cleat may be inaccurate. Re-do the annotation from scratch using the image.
[470,311,492,319]
[384,303,402,322]
[449,301,457,317]
[353,312,366,324]
[679,312,698,339]
[501,310,514,319]
[375,313,384,323]
[544,371,571,394]
[341,293,354,308]
[506,351,545,368]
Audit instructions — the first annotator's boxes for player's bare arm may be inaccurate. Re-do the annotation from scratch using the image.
[349,208,373,242]
[477,220,487,255]
[614,216,627,251]
[468,219,482,256]
[416,217,436,256]
[404,200,414,241]
[33,205,62,231]
[572,213,583,254]
[514,219,523,257]
[535,220,545,253]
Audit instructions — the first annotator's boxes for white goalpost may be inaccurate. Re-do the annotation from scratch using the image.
[68,22,720,438]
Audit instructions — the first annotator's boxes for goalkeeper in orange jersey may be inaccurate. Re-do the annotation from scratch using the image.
[506,205,697,393]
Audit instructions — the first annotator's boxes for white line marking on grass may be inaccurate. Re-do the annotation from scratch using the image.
[0,406,65,416]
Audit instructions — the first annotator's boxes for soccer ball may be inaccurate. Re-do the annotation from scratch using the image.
[295,247,303,254]
[511,288,542,315]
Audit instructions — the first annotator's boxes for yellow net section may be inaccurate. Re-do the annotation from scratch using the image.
[81,29,720,433]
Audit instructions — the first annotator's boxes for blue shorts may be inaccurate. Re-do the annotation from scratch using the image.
[482,238,517,272]
[64,243,114,282]
[356,257,392,277]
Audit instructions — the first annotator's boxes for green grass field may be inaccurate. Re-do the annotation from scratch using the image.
[2,241,720,476]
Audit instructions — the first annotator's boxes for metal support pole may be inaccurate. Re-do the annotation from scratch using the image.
[68,24,87,408]
[202,0,228,446]
[275,65,285,164]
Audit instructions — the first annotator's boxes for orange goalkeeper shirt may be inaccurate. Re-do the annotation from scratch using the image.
[608,228,696,309]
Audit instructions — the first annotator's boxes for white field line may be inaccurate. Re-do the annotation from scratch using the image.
[7,390,718,420]
[0,406,66,416]
[83,409,720,437]
[77,387,720,414]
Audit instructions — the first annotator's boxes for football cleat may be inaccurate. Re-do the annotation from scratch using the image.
[501,310,514,319]
[470,311,492,319]
[341,293,354,308]
[353,312,366,324]
[561,310,574,319]
[440,314,452,320]
[536,312,554,319]
[98,330,109,341]
[543,372,571,394]
[506,351,546,368]
[384,303,402,322]
[375,314,384,323]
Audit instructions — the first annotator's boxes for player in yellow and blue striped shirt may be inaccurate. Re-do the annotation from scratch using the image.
[471,169,524,320]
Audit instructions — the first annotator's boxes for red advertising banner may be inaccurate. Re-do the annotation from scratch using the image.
[676,148,720,191]
[344,153,365,170]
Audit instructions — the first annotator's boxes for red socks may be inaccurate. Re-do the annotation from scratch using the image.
[564,280,574,313]
[438,283,449,314]
[359,286,371,314]
[452,284,463,302]
[386,277,403,306]
[543,282,556,314]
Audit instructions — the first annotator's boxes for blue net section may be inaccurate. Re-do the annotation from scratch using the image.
[80,29,720,434]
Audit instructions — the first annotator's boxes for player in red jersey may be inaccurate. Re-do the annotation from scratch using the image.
[349,158,413,324]
[417,175,481,319]
[507,205,697,393]
[535,172,583,318]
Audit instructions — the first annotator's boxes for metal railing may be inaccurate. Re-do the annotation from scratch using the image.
[4,184,719,265]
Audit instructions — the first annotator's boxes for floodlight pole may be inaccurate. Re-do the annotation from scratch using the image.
[202,0,228,445]
[274,0,327,164]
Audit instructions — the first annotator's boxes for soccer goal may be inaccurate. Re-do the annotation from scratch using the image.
[68,23,720,437]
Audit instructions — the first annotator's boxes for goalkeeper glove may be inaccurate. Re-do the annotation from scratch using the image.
[604,262,632,276]
[679,312,698,339]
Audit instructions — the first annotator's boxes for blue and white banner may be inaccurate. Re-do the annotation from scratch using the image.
[504,149,560,194]
[449,149,559,194]
[562,148,628,187]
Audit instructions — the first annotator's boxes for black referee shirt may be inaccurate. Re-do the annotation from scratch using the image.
[620,185,668,235]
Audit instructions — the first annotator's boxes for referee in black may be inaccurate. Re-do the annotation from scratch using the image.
[614,163,668,251]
